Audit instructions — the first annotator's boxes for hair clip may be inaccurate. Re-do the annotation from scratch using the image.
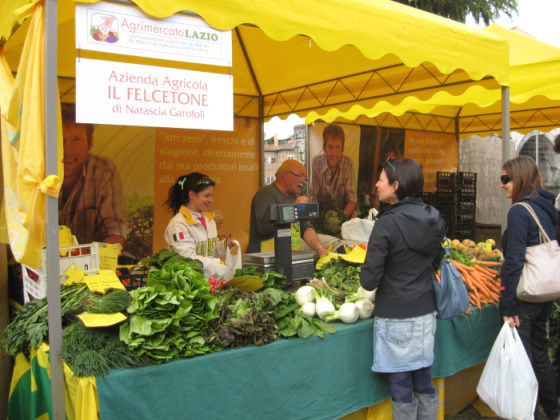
[178,178,187,190]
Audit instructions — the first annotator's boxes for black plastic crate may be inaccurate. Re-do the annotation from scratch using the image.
[455,214,475,228]
[456,190,476,202]
[456,201,476,215]
[119,274,148,290]
[436,172,455,191]
[422,192,435,206]
[434,192,455,210]
[452,228,476,241]
[456,172,477,190]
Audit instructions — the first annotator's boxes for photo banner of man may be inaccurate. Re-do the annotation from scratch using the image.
[309,122,360,236]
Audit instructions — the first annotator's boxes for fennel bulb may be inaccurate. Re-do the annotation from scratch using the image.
[346,286,376,303]
[325,302,360,324]
[300,301,316,317]
[311,288,336,320]
[355,299,374,319]
[294,285,315,306]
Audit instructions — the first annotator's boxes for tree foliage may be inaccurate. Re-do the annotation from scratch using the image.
[392,0,518,25]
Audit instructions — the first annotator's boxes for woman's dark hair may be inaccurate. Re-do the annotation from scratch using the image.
[164,172,215,214]
[554,134,560,154]
[502,156,543,203]
[383,158,424,201]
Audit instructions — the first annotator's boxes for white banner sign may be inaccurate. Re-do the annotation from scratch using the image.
[75,2,232,66]
[76,58,233,131]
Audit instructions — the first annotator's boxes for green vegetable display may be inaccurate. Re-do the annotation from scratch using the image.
[119,262,221,363]
[313,193,346,237]
[61,323,150,377]
[315,258,362,291]
[234,266,287,289]
[3,284,91,359]
[141,248,204,272]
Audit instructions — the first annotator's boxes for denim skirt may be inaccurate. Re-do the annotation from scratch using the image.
[372,312,437,373]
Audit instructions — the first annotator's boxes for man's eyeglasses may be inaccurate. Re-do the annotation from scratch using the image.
[288,170,306,180]
[386,157,396,172]
[500,174,511,185]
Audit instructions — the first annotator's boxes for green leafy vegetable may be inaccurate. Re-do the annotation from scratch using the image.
[141,249,204,272]
[120,262,221,363]
[234,266,287,289]
[314,258,362,291]
[2,284,92,359]
[312,193,345,237]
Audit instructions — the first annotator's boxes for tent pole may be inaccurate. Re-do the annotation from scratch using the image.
[44,0,65,418]
[501,86,510,236]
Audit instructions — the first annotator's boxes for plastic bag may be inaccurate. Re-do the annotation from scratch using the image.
[476,322,538,420]
[341,208,377,246]
[225,240,243,273]
[433,247,470,319]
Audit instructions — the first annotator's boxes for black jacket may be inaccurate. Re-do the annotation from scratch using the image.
[360,197,447,318]
[500,189,558,316]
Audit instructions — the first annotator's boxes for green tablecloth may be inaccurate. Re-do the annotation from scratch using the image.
[96,304,501,420]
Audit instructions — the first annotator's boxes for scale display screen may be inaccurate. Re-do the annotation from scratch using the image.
[282,206,295,222]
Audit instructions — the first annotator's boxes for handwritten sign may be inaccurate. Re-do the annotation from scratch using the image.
[78,312,127,328]
[83,270,127,293]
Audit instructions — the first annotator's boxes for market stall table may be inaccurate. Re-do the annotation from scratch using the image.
[8,305,501,419]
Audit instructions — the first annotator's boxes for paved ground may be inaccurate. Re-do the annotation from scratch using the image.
[446,404,497,419]
[446,401,548,419]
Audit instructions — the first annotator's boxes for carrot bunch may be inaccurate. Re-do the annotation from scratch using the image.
[451,260,502,309]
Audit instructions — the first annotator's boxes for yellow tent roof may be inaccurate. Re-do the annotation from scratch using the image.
[308,24,560,137]
[1,0,509,121]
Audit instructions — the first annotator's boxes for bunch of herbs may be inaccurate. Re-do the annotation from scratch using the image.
[3,284,91,359]
[61,322,150,377]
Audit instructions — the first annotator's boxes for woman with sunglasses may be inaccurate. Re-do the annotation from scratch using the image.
[360,158,446,420]
[500,156,560,420]
[164,172,238,280]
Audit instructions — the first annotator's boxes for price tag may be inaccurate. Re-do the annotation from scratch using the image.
[83,270,126,293]
[60,264,84,285]
[78,312,127,327]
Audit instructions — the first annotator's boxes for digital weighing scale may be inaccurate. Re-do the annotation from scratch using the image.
[243,203,320,285]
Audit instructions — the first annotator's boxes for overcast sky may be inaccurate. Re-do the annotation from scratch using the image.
[467,0,560,48]
[265,0,560,138]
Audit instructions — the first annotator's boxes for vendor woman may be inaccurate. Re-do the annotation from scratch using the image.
[164,173,237,280]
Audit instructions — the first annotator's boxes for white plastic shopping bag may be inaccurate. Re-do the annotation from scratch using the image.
[341,208,377,246]
[225,240,243,273]
[476,322,538,420]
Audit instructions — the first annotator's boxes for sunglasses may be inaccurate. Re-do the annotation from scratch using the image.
[195,176,214,186]
[386,157,397,172]
[500,174,511,185]
[178,175,214,190]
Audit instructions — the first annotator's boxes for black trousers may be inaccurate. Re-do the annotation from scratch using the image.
[517,300,559,420]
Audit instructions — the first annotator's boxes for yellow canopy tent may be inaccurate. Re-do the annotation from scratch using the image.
[0,0,510,418]
[306,24,560,138]
[2,0,510,121]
